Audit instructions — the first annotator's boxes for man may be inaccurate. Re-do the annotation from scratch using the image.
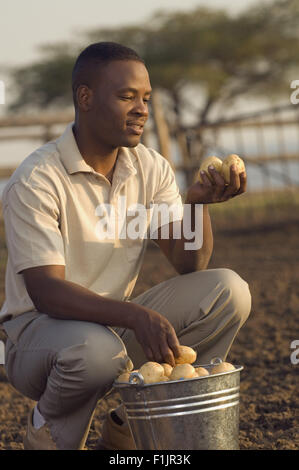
[0,42,251,450]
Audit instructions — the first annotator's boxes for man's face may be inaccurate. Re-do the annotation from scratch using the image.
[82,60,152,149]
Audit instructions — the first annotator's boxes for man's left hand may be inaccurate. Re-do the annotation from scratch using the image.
[186,164,247,205]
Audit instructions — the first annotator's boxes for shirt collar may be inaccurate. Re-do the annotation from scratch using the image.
[56,122,137,181]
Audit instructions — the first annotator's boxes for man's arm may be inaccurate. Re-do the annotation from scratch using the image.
[21,265,181,366]
[153,204,213,274]
[154,164,246,274]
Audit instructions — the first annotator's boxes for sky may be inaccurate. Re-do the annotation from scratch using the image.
[0,0,264,68]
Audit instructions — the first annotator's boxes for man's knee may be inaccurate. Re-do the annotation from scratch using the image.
[214,268,252,324]
[188,268,251,324]
[56,327,130,392]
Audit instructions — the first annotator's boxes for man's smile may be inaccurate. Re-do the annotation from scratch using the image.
[126,120,145,135]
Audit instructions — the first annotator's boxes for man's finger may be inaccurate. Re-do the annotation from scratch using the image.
[160,343,176,367]
[238,172,247,193]
[207,166,226,198]
[199,171,213,186]
[143,344,155,362]
[222,165,241,199]
[167,330,181,358]
[159,329,178,366]
[151,343,164,363]
[208,166,226,186]
[229,171,247,199]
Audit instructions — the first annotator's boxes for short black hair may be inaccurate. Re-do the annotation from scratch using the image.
[72,42,145,108]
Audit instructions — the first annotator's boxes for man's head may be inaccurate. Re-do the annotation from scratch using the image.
[72,42,152,149]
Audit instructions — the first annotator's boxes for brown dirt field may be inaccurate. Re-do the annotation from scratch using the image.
[0,219,298,450]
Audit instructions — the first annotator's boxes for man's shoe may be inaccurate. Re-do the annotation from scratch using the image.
[23,407,57,450]
[96,409,137,450]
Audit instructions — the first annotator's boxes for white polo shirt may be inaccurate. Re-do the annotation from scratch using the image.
[0,123,183,340]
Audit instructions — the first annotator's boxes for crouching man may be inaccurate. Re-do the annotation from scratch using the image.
[0,42,251,450]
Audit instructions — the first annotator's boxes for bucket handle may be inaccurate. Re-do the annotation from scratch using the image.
[210,357,223,365]
[129,371,145,386]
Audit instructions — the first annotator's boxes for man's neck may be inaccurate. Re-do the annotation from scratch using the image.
[72,123,119,176]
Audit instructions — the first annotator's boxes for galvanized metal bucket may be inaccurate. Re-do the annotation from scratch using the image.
[114,358,243,450]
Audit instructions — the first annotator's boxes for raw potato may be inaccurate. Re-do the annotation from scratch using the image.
[169,364,196,381]
[139,362,165,384]
[198,156,223,183]
[115,372,131,383]
[161,363,173,377]
[195,367,209,377]
[175,345,197,365]
[210,362,235,375]
[158,375,169,382]
[221,154,245,184]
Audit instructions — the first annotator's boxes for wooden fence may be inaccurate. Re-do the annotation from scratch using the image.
[0,96,299,230]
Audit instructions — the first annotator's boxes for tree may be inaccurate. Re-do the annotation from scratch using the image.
[7,0,299,168]
[8,43,77,111]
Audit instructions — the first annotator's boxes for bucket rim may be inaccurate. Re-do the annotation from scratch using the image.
[114,364,243,388]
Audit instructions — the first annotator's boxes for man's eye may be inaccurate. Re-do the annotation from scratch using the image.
[120,96,133,100]
[143,98,151,103]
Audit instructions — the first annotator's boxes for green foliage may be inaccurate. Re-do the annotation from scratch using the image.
[9,43,77,111]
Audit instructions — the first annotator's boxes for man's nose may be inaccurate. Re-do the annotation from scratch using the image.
[133,99,149,116]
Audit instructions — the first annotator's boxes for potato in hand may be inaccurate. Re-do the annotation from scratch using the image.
[197,156,223,183]
[221,154,245,184]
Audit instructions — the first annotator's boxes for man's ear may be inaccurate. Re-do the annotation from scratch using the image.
[76,85,93,112]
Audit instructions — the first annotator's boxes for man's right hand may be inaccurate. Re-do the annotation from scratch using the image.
[130,306,181,367]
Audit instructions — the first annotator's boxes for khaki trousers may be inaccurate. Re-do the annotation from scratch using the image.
[4,268,251,450]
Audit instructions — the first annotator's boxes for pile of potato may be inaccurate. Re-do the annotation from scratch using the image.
[197,154,246,184]
[115,345,235,384]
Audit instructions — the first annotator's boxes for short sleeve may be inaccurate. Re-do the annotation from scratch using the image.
[149,152,184,237]
[2,181,65,274]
